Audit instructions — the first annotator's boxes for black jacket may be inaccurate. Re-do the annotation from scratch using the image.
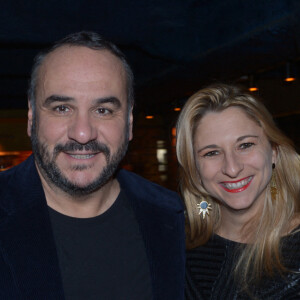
[0,155,185,299]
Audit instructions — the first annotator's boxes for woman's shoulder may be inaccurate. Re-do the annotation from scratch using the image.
[281,224,300,269]
[285,220,300,243]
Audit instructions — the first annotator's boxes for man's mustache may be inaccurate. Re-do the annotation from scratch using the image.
[53,141,110,160]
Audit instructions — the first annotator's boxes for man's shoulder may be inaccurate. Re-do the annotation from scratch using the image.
[117,168,179,197]
[0,155,40,212]
[0,161,21,188]
[0,155,34,184]
[117,169,183,212]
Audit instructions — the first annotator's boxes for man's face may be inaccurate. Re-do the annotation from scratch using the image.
[28,46,133,196]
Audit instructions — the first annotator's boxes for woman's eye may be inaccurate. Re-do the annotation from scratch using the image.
[239,142,254,149]
[54,105,70,113]
[203,150,219,157]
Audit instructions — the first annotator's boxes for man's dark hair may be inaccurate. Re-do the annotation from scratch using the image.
[28,31,134,113]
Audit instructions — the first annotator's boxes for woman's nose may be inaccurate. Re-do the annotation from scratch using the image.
[221,152,244,178]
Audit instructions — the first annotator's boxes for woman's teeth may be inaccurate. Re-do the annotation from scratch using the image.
[222,176,252,190]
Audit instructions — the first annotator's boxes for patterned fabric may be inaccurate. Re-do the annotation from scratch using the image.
[186,229,300,300]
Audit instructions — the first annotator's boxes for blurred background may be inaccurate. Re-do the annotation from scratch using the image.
[0,0,299,190]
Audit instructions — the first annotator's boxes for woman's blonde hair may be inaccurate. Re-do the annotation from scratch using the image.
[176,83,300,289]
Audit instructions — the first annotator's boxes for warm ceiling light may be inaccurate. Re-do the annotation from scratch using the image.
[146,115,154,119]
[285,77,296,82]
[248,75,258,92]
[249,87,258,92]
[285,62,296,82]
[174,107,181,112]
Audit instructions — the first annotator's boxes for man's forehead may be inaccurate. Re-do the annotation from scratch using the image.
[36,46,127,96]
[40,46,125,79]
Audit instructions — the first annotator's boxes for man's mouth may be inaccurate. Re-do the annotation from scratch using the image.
[220,176,253,193]
[64,151,99,160]
[69,154,96,159]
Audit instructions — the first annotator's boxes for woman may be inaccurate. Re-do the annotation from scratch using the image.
[176,84,300,299]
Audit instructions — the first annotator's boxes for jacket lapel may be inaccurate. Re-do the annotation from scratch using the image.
[117,169,185,300]
[0,156,64,299]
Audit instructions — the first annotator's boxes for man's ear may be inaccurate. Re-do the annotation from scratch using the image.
[27,100,33,137]
[128,109,133,141]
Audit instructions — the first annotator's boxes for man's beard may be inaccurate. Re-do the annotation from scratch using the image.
[30,115,129,196]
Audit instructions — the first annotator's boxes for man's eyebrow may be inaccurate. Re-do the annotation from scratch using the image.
[43,95,122,109]
[44,95,74,106]
[94,96,121,108]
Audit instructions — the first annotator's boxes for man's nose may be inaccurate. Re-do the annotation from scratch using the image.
[67,112,97,144]
[221,152,244,178]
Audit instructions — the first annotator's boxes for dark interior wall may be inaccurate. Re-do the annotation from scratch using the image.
[0,0,300,186]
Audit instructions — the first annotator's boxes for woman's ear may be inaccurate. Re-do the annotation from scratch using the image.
[271,144,278,165]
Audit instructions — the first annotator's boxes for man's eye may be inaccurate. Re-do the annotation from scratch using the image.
[97,108,111,115]
[54,105,70,113]
[239,142,255,149]
[203,150,219,157]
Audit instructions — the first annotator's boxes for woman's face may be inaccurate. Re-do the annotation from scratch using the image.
[194,107,276,216]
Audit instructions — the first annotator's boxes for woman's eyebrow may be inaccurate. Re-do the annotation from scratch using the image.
[236,135,259,142]
[197,144,218,153]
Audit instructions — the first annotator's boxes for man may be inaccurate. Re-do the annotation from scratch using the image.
[0,32,185,299]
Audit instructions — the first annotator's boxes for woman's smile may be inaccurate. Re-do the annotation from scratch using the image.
[220,176,253,193]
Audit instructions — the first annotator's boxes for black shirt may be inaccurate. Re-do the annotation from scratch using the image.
[49,190,153,300]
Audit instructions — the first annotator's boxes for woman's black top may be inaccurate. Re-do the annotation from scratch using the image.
[186,227,300,299]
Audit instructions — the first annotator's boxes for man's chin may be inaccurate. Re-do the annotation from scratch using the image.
[65,176,102,190]
[54,178,105,196]
[54,162,120,196]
